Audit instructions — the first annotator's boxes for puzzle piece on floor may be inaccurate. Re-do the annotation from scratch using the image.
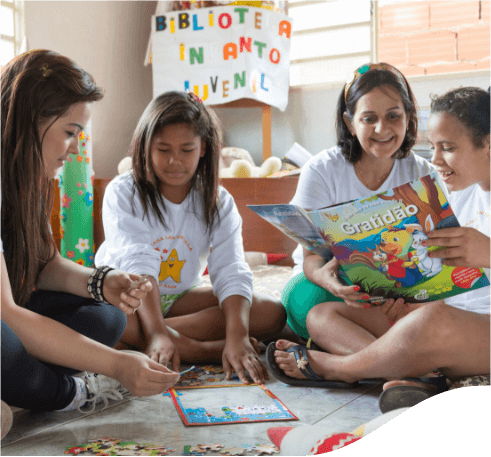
[66,439,174,456]
[220,447,246,456]
[198,444,225,452]
[183,445,205,456]
[251,444,279,455]
[141,445,176,456]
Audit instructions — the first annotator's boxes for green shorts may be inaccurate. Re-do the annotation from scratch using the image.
[281,273,347,339]
[160,291,188,316]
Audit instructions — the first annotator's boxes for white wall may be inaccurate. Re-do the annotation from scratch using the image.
[25,1,490,175]
[25,0,157,177]
[217,70,490,163]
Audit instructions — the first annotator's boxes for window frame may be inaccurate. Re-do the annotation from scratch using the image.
[287,0,378,89]
[1,0,25,66]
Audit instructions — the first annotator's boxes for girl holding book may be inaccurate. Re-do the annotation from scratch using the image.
[268,86,490,409]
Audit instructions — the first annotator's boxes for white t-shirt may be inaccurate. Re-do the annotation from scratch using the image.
[290,146,437,276]
[444,185,490,314]
[95,171,253,305]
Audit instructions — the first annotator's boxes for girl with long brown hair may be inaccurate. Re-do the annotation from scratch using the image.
[95,91,286,384]
[1,50,179,415]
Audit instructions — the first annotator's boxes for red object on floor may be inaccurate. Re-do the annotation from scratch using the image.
[267,253,288,264]
[203,267,209,276]
[267,427,294,448]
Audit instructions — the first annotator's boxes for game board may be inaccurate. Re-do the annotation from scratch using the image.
[169,384,298,426]
[173,365,249,389]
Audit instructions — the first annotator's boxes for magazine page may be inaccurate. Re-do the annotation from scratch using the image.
[247,204,332,260]
[309,173,490,304]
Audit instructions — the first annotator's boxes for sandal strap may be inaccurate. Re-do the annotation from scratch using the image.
[405,376,448,393]
[285,345,324,382]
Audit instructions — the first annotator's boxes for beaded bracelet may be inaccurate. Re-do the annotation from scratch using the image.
[87,266,114,304]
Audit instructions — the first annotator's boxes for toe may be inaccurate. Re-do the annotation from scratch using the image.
[275,339,297,350]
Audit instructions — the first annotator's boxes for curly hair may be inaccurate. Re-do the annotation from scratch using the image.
[1,50,103,307]
[130,91,221,232]
[335,64,418,164]
[430,87,490,148]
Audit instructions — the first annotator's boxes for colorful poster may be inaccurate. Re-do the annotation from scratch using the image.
[151,5,293,110]
[59,120,95,267]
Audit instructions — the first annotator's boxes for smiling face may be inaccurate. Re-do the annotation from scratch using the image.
[150,122,205,203]
[38,102,92,178]
[427,112,490,192]
[344,85,409,161]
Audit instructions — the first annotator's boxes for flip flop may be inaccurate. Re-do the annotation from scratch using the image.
[266,342,359,389]
[378,376,448,413]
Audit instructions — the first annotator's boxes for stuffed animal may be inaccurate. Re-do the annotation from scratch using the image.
[117,156,132,175]
[219,156,282,178]
[117,146,282,178]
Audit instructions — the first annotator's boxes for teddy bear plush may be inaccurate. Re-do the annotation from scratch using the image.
[219,146,282,178]
[118,147,282,178]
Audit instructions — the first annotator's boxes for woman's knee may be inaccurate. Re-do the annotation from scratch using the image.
[306,301,344,324]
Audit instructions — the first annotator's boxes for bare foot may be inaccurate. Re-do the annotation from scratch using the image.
[273,339,353,382]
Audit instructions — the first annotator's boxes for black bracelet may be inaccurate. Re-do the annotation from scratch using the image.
[87,266,114,304]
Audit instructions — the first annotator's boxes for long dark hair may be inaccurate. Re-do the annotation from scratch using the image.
[430,87,490,147]
[1,50,103,306]
[130,91,221,232]
[336,63,418,163]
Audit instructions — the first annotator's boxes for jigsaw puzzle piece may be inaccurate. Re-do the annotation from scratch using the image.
[220,447,246,456]
[198,444,224,452]
[251,444,279,455]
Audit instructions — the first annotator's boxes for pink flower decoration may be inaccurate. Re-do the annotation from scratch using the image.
[61,194,72,208]
[83,183,88,188]
[76,183,81,187]
[78,190,83,195]
[67,251,75,259]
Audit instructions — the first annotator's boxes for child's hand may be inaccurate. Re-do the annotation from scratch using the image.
[378,298,413,324]
[145,332,180,373]
[426,227,490,269]
[222,336,268,385]
[103,271,152,315]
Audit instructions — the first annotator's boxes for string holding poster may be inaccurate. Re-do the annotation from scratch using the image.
[151,5,293,111]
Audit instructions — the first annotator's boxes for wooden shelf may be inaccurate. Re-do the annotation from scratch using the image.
[211,98,272,162]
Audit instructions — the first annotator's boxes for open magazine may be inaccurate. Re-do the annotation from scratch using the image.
[248,173,490,304]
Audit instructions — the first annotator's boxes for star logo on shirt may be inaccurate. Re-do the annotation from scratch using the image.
[159,249,186,283]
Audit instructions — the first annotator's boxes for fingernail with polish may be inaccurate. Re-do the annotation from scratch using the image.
[354,286,360,291]
[362,295,370,300]
[364,304,371,309]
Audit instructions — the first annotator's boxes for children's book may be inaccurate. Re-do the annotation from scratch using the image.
[169,384,298,426]
[248,173,490,304]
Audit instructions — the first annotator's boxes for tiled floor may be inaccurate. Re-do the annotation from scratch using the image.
[1,356,384,456]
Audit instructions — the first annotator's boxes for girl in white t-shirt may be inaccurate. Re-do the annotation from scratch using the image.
[269,86,490,410]
[96,91,285,384]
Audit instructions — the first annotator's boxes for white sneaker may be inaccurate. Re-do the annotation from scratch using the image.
[0,400,12,441]
[76,350,150,413]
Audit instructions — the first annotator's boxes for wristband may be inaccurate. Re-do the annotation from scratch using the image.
[87,266,114,304]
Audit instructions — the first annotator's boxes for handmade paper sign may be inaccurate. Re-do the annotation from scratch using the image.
[151,6,293,111]
[169,384,298,426]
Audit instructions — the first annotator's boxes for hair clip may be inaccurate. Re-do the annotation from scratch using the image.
[39,64,52,78]
[187,90,203,104]
[344,62,408,102]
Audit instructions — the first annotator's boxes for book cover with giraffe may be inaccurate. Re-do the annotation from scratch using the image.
[248,173,489,304]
